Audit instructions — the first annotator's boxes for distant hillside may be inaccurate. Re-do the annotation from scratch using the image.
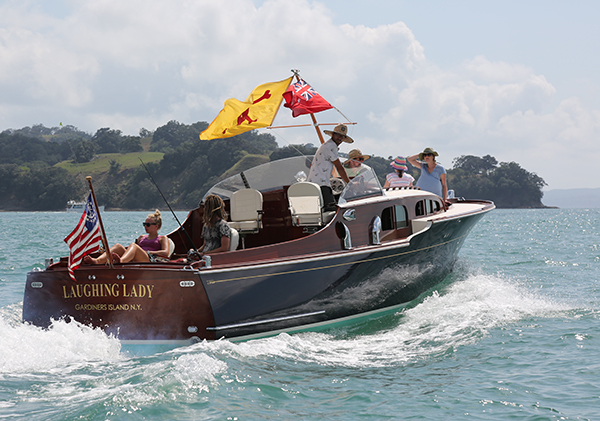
[55,151,163,175]
[542,188,600,208]
[0,123,550,211]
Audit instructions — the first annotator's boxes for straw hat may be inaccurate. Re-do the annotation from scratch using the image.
[347,149,370,161]
[323,124,354,143]
[390,156,408,171]
[418,147,439,161]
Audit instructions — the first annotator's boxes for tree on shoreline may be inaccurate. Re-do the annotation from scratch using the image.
[448,154,546,208]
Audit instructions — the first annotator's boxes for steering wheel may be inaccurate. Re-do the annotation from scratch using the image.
[330,177,347,195]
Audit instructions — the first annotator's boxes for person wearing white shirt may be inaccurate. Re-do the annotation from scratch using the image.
[307,124,353,210]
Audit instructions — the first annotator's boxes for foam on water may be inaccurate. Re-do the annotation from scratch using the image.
[0,304,123,374]
[0,267,570,378]
[0,304,229,416]
[177,268,570,369]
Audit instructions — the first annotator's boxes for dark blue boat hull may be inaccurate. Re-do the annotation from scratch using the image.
[201,210,483,339]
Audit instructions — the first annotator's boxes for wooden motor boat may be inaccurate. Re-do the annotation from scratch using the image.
[24,156,494,345]
[66,200,105,213]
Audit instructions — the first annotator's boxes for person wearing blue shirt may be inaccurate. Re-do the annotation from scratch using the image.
[407,147,448,207]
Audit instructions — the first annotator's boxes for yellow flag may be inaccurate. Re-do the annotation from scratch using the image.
[200,76,293,140]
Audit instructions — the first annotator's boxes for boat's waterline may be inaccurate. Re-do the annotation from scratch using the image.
[120,300,412,348]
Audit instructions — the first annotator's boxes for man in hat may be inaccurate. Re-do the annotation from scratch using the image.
[308,123,353,210]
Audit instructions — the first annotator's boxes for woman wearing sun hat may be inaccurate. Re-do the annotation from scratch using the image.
[384,156,414,188]
[340,149,370,177]
[344,149,370,166]
[407,147,448,202]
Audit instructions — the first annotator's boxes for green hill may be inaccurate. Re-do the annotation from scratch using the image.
[55,152,163,175]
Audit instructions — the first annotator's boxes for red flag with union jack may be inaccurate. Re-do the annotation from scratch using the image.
[64,192,102,281]
[283,78,333,117]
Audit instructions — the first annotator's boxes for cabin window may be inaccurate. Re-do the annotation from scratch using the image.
[415,201,425,216]
[426,200,433,214]
[433,200,441,212]
[394,205,408,228]
[381,207,394,230]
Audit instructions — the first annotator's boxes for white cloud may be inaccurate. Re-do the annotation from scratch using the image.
[0,0,599,189]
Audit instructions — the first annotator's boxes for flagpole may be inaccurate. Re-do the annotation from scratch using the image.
[86,176,113,269]
[267,122,357,130]
[292,70,326,145]
[310,114,325,145]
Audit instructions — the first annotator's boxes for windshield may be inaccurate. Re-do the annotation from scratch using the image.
[204,155,314,200]
[338,164,383,203]
[203,155,383,203]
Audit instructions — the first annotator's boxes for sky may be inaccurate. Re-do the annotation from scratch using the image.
[1,0,599,191]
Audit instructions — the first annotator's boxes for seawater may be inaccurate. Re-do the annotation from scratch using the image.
[0,209,599,420]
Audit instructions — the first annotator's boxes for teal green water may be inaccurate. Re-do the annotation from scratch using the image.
[1,209,599,420]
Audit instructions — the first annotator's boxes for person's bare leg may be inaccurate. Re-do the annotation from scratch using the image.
[84,244,126,264]
[118,243,150,263]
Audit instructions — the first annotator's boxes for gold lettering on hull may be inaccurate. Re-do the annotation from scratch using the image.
[73,303,143,311]
[122,284,154,298]
[62,283,154,299]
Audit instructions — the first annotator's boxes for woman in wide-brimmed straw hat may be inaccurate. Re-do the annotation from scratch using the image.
[339,148,371,178]
[384,156,414,188]
[407,147,448,206]
[345,149,370,163]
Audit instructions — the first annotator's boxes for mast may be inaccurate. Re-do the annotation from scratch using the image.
[86,176,113,269]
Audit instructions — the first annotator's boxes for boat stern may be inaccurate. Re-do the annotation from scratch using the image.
[23,262,217,343]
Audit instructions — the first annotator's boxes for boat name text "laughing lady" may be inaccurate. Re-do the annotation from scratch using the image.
[62,283,154,299]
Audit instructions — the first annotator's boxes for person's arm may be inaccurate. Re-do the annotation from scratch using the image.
[333,159,350,183]
[146,236,170,258]
[407,154,421,169]
[157,235,170,257]
[203,221,231,255]
[204,236,230,254]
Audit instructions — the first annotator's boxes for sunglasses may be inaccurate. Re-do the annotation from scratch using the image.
[357,157,364,162]
[423,153,433,157]
[143,222,157,227]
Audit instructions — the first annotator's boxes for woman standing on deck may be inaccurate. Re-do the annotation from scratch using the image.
[407,147,448,202]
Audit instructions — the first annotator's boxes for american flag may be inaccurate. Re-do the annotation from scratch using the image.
[64,192,102,281]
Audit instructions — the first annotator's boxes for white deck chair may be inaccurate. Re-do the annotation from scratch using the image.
[229,227,239,251]
[288,182,335,226]
[167,237,176,258]
[228,188,263,248]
